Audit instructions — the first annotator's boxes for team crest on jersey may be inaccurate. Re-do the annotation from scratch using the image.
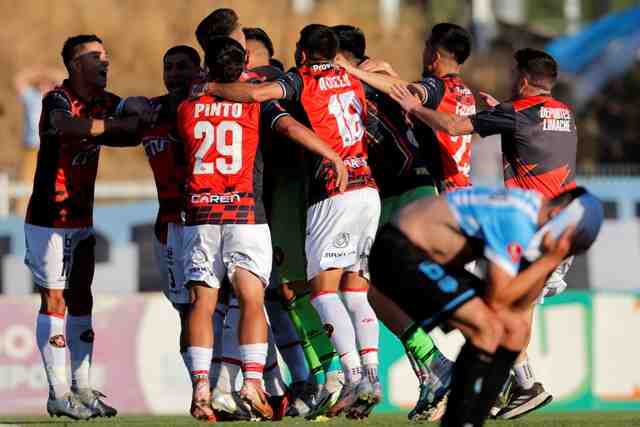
[333,233,350,249]
[507,242,523,263]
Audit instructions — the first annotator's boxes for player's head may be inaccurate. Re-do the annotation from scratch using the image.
[423,23,471,75]
[512,48,558,98]
[536,187,604,256]
[196,8,245,50]
[332,25,366,64]
[163,45,201,95]
[205,37,246,83]
[243,27,274,69]
[295,24,339,67]
[62,34,108,88]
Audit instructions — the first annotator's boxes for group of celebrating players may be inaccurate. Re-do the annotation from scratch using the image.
[23,7,605,427]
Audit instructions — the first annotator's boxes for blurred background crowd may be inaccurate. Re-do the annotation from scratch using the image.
[1,0,639,213]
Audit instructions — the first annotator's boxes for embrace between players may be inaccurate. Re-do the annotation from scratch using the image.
[23,7,604,427]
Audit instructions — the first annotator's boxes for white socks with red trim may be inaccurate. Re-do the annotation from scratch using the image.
[66,315,93,391]
[188,346,213,385]
[311,292,361,384]
[342,290,380,383]
[36,313,68,398]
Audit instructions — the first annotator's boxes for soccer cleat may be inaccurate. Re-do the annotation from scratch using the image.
[496,382,553,420]
[346,378,382,419]
[408,383,433,421]
[426,391,448,422]
[267,392,289,421]
[211,388,253,421]
[325,381,360,418]
[47,392,93,420]
[73,388,117,418]
[190,380,216,422]
[490,374,514,418]
[287,380,318,418]
[239,379,274,420]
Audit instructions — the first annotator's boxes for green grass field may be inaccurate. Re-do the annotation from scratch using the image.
[1,413,640,427]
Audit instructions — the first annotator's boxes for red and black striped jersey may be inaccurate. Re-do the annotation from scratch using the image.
[25,80,121,228]
[276,63,377,204]
[177,94,289,225]
[415,74,476,192]
[142,95,186,243]
[470,95,577,198]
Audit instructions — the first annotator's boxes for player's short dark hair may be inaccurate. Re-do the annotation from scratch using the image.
[429,23,471,64]
[205,37,245,83]
[269,58,284,71]
[195,8,240,50]
[61,34,103,72]
[549,186,587,208]
[243,27,274,58]
[163,45,201,67]
[298,24,339,61]
[514,48,558,90]
[332,25,366,60]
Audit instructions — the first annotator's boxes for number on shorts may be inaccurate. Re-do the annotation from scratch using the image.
[193,121,243,175]
[328,91,364,148]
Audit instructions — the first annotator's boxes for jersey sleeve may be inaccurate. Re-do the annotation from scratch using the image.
[413,76,445,109]
[43,90,72,118]
[483,210,537,277]
[261,100,290,130]
[470,103,516,138]
[275,71,303,102]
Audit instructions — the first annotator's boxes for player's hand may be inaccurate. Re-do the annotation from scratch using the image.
[332,155,348,193]
[359,58,399,77]
[389,84,421,113]
[479,91,500,108]
[542,226,575,263]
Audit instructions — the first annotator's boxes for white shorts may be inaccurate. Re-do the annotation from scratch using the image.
[538,256,573,304]
[24,223,94,290]
[153,223,190,306]
[183,223,272,288]
[306,187,381,281]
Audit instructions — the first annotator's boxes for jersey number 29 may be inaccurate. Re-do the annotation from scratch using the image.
[193,121,242,175]
[328,91,364,148]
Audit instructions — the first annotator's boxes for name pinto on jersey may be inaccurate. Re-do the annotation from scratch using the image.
[540,106,572,132]
[194,102,244,118]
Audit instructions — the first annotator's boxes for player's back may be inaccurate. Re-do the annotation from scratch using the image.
[177,94,265,225]
[279,63,376,203]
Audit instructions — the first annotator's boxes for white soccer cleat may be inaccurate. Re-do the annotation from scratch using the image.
[72,389,117,418]
[46,392,93,420]
[345,377,382,419]
[211,388,254,421]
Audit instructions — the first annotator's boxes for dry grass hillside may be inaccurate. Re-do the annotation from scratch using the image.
[0,0,430,181]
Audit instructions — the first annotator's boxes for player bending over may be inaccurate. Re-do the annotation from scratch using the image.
[369,186,603,427]
[176,36,347,422]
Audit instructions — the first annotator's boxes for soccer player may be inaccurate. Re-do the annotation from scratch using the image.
[388,48,577,419]
[336,23,476,419]
[203,25,383,418]
[176,36,347,421]
[133,45,201,374]
[196,8,246,51]
[332,24,448,419]
[369,186,603,427]
[24,34,142,420]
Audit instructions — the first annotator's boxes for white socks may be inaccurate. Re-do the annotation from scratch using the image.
[513,357,536,390]
[342,290,379,383]
[65,315,93,391]
[188,346,213,385]
[240,343,268,382]
[311,292,361,384]
[36,313,68,398]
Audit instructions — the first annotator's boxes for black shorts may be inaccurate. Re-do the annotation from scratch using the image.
[369,224,483,332]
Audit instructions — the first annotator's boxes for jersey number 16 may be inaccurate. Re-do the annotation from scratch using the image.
[328,91,364,148]
[193,121,242,175]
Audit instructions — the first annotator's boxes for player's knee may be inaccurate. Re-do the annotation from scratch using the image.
[39,288,66,315]
[469,309,504,352]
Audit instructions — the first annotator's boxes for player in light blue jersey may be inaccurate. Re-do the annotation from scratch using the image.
[369,186,603,427]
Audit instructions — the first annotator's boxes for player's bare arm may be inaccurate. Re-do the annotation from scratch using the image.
[273,115,348,193]
[335,55,411,96]
[487,227,575,310]
[206,81,284,103]
[389,83,474,136]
